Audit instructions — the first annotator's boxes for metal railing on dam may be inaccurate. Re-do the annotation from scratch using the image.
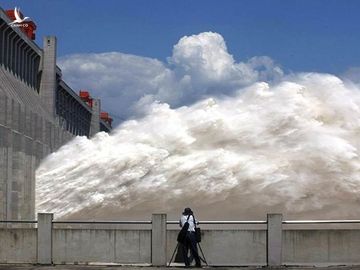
[1,213,360,266]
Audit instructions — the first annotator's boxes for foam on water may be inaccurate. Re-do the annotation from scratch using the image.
[36,73,360,220]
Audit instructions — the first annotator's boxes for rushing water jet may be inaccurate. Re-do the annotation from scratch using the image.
[36,73,360,220]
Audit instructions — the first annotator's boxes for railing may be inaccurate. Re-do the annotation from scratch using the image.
[3,219,360,225]
[283,219,360,224]
[0,220,37,223]
[2,219,360,225]
[167,220,267,224]
[0,219,360,225]
[53,220,151,224]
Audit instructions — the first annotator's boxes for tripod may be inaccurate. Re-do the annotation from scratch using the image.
[168,242,208,267]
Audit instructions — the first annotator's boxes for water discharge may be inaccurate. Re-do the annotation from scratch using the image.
[36,73,360,220]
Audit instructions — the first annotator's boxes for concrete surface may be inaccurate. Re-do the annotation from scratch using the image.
[1,265,360,270]
[40,36,57,117]
[89,99,100,137]
[38,213,53,264]
[267,214,283,266]
[167,230,266,266]
[52,229,151,264]
[0,228,37,263]
[283,230,360,265]
[152,214,167,266]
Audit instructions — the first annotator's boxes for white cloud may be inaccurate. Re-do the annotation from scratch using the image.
[58,53,174,120]
[58,32,283,124]
[169,32,238,82]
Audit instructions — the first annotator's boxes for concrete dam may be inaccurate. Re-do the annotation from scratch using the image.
[2,5,360,269]
[0,7,112,221]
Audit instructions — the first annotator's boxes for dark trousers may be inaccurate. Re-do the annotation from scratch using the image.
[182,231,201,267]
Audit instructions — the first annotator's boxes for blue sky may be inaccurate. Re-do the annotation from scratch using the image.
[2,0,360,74]
[2,0,360,123]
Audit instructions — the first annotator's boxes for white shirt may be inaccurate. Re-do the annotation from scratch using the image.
[180,214,196,232]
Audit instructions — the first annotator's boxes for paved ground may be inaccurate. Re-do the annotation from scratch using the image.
[1,265,360,270]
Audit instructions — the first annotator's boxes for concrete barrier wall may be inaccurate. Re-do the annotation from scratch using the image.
[0,228,37,263]
[2,214,360,266]
[167,230,266,266]
[53,229,151,264]
[283,230,360,266]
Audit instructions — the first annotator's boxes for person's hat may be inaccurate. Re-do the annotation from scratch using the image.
[183,207,193,215]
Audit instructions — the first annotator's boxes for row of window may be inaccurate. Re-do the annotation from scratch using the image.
[0,19,40,90]
[56,85,92,137]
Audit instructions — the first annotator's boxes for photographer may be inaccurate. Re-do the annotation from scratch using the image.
[179,207,201,268]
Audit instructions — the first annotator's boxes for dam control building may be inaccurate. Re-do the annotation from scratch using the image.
[0,7,112,220]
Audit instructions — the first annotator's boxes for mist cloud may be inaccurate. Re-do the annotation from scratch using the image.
[38,32,360,220]
[37,72,360,220]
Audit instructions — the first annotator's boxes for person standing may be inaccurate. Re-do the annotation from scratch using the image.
[179,207,201,267]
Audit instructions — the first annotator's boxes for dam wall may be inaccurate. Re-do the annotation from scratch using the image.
[0,7,112,221]
[0,214,360,266]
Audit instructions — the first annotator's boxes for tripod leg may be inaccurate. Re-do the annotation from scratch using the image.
[168,242,179,267]
[197,243,208,266]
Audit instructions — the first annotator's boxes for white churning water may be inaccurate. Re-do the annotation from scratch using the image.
[36,73,360,220]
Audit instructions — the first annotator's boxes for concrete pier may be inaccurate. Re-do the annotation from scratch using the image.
[151,213,167,266]
[37,213,53,264]
[40,36,57,117]
[267,213,282,267]
[89,99,100,137]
